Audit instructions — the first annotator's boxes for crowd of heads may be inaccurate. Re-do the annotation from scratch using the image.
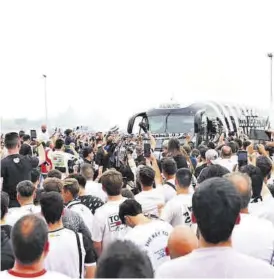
[1,126,274,278]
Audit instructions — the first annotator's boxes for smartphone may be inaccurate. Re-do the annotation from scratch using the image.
[237,150,248,167]
[30,130,37,141]
[144,142,151,158]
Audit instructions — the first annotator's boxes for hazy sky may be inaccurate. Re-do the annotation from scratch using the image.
[1,0,274,129]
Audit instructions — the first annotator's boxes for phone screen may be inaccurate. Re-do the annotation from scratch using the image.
[144,143,151,158]
[237,150,248,166]
[30,130,37,141]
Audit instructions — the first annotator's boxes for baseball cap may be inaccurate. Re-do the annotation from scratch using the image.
[205,149,219,162]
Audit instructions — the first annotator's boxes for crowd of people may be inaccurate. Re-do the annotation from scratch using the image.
[1,124,274,278]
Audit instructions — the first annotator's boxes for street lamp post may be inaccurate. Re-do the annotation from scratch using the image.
[43,74,48,126]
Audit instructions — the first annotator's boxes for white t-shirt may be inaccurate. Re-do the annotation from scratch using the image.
[48,150,75,175]
[252,198,274,226]
[214,158,236,172]
[156,247,274,278]
[125,220,173,272]
[0,270,70,279]
[161,193,193,227]
[45,228,87,278]
[135,189,165,217]
[92,198,129,251]
[6,204,41,226]
[66,200,94,234]
[232,213,274,264]
[162,179,176,203]
[85,180,107,202]
[38,131,50,143]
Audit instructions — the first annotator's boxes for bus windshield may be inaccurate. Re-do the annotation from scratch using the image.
[148,114,194,134]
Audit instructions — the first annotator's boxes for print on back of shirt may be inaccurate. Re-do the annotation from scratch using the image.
[108,214,124,232]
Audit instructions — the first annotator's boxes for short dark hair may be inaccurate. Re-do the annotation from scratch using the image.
[23,134,31,142]
[43,178,63,193]
[1,191,9,219]
[168,138,180,153]
[240,165,264,198]
[207,142,215,149]
[31,169,40,184]
[198,146,208,160]
[63,178,80,198]
[139,166,155,187]
[82,147,93,159]
[161,158,177,176]
[5,132,19,149]
[67,174,87,188]
[228,141,238,154]
[119,199,142,224]
[243,140,251,150]
[100,170,123,196]
[176,168,192,188]
[17,181,35,198]
[47,169,62,180]
[191,148,200,158]
[19,130,25,138]
[192,177,241,244]
[11,215,48,265]
[197,164,230,184]
[96,240,153,278]
[121,188,135,199]
[55,139,64,150]
[256,156,272,179]
[40,192,64,224]
[81,164,94,180]
[234,139,243,150]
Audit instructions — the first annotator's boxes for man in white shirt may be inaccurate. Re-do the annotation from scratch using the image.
[214,146,237,172]
[40,191,96,278]
[156,177,274,278]
[81,163,107,202]
[92,169,129,256]
[0,214,69,279]
[37,124,50,143]
[161,158,177,203]
[6,181,41,226]
[119,199,173,272]
[48,139,78,177]
[135,165,165,217]
[161,168,193,227]
[225,172,274,264]
[62,178,94,234]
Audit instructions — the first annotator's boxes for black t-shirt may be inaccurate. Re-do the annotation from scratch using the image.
[1,154,39,201]
[77,195,104,215]
[82,234,97,264]
[194,163,207,179]
[1,225,14,271]
[1,225,12,238]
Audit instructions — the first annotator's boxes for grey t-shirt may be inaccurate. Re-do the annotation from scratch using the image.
[62,208,91,239]
[156,247,274,278]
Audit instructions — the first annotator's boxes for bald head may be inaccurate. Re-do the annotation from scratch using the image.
[224,172,252,210]
[168,226,198,259]
[221,146,232,158]
[11,214,48,265]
